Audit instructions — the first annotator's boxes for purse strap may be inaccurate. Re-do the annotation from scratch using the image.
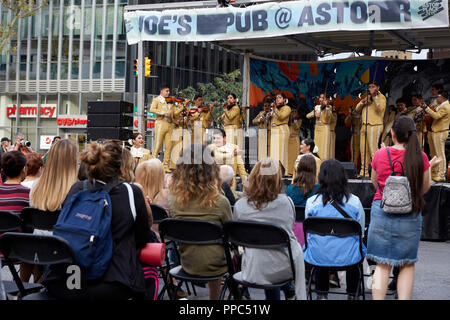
[330,200,352,219]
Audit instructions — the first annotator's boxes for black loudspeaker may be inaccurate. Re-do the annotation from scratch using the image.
[87,128,133,141]
[87,114,133,127]
[87,100,133,114]
[342,162,358,179]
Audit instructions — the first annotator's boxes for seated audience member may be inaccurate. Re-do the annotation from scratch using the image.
[292,138,321,183]
[0,151,31,281]
[233,158,307,300]
[43,141,151,300]
[168,144,232,300]
[286,155,319,246]
[304,159,366,300]
[135,158,188,299]
[0,151,29,215]
[31,140,78,212]
[21,152,44,190]
[219,165,236,206]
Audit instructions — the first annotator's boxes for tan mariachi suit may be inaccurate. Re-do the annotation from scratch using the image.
[409,106,427,149]
[381,107,415,147]
[355,93,386,177]
[287,119,302,176]
[208,143,248,190]
[252,111,271,160]
[270,105,291,173]
[221,104,243,149]
[425,100,450,181]
[307,105,332,160]
[190,108,212,145]
[328,110,338,160]
[169,103,191,169]
[150,95,173,171]
[345,110,361,168]
[130,146,152,167]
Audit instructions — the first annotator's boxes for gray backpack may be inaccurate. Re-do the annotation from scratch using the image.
[379,148,412,214]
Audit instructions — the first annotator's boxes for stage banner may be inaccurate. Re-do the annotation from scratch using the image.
[125,0,449,44]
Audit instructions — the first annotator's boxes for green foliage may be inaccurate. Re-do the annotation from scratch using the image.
[173,69,243,126]
[0,0,49,54]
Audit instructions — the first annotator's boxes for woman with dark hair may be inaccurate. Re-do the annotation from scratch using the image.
[130,132,151,166]
[286,155,319,246]
[269,93,291,174]
[169,144,232,300]
[292,138,321,183]
[304,159,366,300]
[0,151,29,215]
[367,115,440,300]
[234,158,306,300]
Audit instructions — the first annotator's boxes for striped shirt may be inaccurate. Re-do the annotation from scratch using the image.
[0,183,30,216]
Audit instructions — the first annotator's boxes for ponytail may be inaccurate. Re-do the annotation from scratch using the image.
[393,116,424,213]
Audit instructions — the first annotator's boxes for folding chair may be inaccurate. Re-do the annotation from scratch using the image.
[303,217,366,300]
[150,204,169,223]
[223,220,297,300]
[295,206,306,222]
[159,218,232,300]
[0,232,76,300]
[0,211,44,299]
[21,207,60,233]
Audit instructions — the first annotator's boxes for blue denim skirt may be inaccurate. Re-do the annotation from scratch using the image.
[366,200,422,267]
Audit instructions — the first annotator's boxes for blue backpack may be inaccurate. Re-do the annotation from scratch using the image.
[53,180,136,280]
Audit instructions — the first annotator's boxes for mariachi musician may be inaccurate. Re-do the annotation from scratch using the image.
[269,93,291,174]
[150,84,173,173]
[306,93,332,160]
[410,94,427,149]
[287,107,302,176]
[252,96,273,160]
[422,89,450,182]
[189,94,212,145]
[169,97,191,170]
[345,106,362,168]
[221,93,243,149]
[328,103,338,160]
[354,81,386,178]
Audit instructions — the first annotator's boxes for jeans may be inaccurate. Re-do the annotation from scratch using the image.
[264,283,293,300]
[315,266,360,294]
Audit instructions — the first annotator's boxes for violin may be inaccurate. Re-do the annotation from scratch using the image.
[165,96,185,104]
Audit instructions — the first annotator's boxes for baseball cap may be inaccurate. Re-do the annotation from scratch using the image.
[1,137,10,142]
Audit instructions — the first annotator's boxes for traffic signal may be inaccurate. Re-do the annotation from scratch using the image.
[134,59,138,77]
[145,57,152,77]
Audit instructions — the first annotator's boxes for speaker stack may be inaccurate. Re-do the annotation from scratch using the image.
[87,100,134,141]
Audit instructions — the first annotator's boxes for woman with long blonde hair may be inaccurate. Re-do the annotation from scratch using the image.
[168,144,232,300]
[136,158,167,208]
[234,157,306,300]
[31,139,78,211]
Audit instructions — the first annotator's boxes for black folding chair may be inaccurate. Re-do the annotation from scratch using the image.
[295,206,306,222]
[223,220,297,300]
[150,204,169,223]
[21,207,61,233]
[0,232,76,300]
[159,218,232,300]
[303,217,366,300]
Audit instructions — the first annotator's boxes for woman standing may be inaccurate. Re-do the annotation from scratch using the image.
[130,133,151,167]
[269,93,291,175]
[168,145,232,300]
[367,116,440,300]
[234,158,306,300]
[287,108,302,176]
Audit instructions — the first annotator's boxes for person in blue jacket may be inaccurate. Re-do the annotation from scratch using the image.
[304,159,366,300]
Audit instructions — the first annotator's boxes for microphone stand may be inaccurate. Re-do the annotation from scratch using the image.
[241,106,250,173]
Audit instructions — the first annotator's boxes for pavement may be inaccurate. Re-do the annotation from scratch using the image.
[2,240,449,300]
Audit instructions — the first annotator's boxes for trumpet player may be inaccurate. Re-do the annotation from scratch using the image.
[423,89,450,182]
[252,97,272,160]
[306,93,332,160]
[355,81,386,178]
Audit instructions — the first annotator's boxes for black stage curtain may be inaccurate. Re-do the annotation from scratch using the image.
[348,181,450,241]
